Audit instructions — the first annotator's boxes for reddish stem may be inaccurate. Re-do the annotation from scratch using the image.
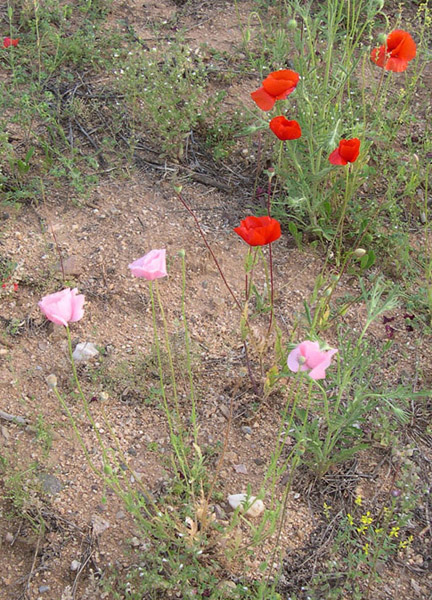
[176,191,242,312]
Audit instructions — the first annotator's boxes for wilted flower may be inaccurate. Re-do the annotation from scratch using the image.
[3,37,19,48]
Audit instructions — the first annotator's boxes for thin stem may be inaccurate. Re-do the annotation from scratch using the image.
[175,191,241,311]
[180,252,197,445]
[148,282,190,482]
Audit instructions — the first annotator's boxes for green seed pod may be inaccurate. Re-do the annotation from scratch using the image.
[287,19,298,30]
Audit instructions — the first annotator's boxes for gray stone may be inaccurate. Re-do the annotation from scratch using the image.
[72,342,99,362]
[70,560,81,571]
[39,585,50,593]
[39,473,63,495]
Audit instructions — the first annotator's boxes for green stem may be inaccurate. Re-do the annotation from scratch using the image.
[180,252,197,445]
[148,282,190,482]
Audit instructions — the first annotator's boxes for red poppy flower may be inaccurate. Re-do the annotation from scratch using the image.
[329,138,361,166]
[3,37,19,48]
[371,30,416,72]
[251,69,300,111]
[269,116,302,141]
[234,216,281,246]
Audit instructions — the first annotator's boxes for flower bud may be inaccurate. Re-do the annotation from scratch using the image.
[354,248,367,258]
[287,19,298,30]
[378,32,387,44]
[178,249,186,258]
[173,185,183,194]
[46,374,58,389]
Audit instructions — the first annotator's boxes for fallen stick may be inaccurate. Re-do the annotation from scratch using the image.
[0,410,27,425]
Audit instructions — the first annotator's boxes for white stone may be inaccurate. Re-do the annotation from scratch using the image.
[72,342,99,362]
[227,493,265,517]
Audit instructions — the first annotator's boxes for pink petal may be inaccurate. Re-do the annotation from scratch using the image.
[287,345,302,372]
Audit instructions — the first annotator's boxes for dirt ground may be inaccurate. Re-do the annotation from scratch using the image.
[0,1,431,599]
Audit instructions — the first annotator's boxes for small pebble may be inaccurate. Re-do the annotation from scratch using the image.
[228,493,265,517]
[70,560,81,571]
[39,585,50,593]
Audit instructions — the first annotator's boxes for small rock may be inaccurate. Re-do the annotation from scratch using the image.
[130,536,141,547]
[39,585,50,593]
[91,515,110,537]
[116,511,126,520]
[72,342,99,362]
[233,464,248,474]
[38,473,63,495]
[127,447,137,456]
[214,504,227,521]
[254,457,265,466]
[5,532,13,543]
[217,580,236,592]
[1,426,10,441]
[70,560,81,571]
[58,256,82,276]
[228,493,265,517]
[241,426,252,435]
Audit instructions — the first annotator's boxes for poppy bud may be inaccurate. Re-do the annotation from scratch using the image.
[287,19,298,30]
[377,33,387,44]
[354,248,366,257]
[46,374,58,389]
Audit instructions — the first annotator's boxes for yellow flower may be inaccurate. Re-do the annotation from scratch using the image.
[363,543,369,555]
[389,526,400,538]
[399,534,413,549]
[347,513,354,526]
[355,496,362,506]
[361,511,373,525]
[357,525,368,534]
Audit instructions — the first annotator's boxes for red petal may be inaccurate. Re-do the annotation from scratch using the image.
[385,57,409,72]
[329,148,347,165]
[263,70,299,96]
[339,138,360,163]
[387,30,416,61]
[370,45,386,68]
[269,117,301,141]
[251,87,275,111]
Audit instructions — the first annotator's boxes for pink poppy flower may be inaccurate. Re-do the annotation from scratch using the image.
[287,340,338,380]
[128,249,167,280]
[39,288,85,327]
